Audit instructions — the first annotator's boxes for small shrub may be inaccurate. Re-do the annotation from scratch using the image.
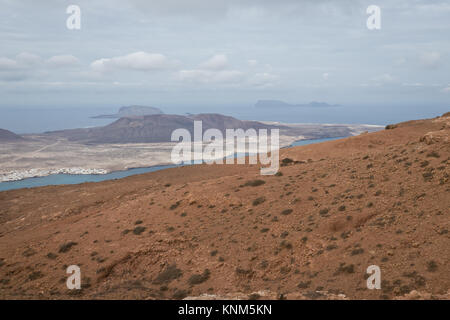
[133,226,146,235]
[297,281,311,289]
[336,263,355,274]
[58,242,78,253]
[46,252,58,260]
[426,151,440,158]
[252,197,266,206]
[281,158,294,164]
[28,271,44,281]
[244,180,266,187]
[172,289,188,299]
[22,248,36,257]
[248,293,261,300]
[153,264,182,284]
[280,240,293,250]
[188,269,210,285]
[427,260,438,272]
[170,201,181,210]
[326,244,338,251]
[351,248,364,256]
[423,171,433,181]
[420,160,429,167]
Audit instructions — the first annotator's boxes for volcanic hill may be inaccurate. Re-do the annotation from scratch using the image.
[46,113,287,144]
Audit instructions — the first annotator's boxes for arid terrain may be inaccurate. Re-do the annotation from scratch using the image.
[0,113,448,300]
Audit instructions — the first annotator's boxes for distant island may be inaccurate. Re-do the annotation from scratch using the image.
[91,105,164,119]
[255,100,341,108]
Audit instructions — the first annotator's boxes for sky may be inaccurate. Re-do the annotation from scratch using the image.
[0,0,449,111]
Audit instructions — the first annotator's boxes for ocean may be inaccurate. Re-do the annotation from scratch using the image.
[0,104,448,134]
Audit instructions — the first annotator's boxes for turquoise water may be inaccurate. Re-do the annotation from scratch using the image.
[0,137,343,192]
[0,165,178,192]
[289,136,343,147]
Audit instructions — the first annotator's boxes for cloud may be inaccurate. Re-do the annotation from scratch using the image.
[248,59,258,67]
[16,52,41,66]
[90,51,175,73]
[370,73,396,85]
[178,54,246,84]
[178,69,244,84]
[420,52,441,68]
[0,53,43,70]
[322,72,329,80]
[179,54,279,86]
[46,55,80,68]
[128,0,367,20]
[0,57,19,70]
[199,54,228,70]
[248,72,279,87]
[0,53,81,81]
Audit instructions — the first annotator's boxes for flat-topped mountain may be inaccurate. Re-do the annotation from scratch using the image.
[91,105,164,119]
[47,113,287,144]
[0,128,25,142]
[256,100,340,108]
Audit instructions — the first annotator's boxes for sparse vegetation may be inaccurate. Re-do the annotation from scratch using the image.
[351,248,364,256]
[170,201,181,210]
[335,263,355,275]
[252,197,266,206]
[243,179,266,187]
[427,260,438,272]
[46,252,58,260]
[58,242,77,253]
[188,269,210,285]
[22,248,36,257]
[153,264,183,284]
[133,226,146,235]
[281,158,294,165]
[28,271,44,281]
[427,151,440,158]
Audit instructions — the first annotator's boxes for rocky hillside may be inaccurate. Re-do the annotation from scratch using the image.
[0,113,448,299]
[0,128,25,142]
